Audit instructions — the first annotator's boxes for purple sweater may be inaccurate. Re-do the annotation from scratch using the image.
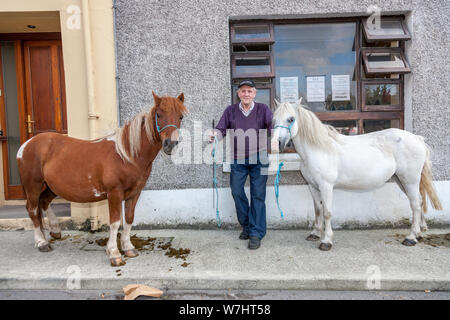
[215,103,273,159]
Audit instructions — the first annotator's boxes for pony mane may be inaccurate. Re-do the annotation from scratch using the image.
[111,110,156,163]
[106,96,187,163]
[275,101,341,150]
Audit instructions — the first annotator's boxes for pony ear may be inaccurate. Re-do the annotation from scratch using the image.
[152,91,161,105]
[297,97,303,105]
[177,92,184,103]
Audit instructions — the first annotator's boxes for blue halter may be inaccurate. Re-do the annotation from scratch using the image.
[274,120,294,137]
[155,113,179,134]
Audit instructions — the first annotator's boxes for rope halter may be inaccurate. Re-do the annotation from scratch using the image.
[155,112,179,134]
[274,117,295,138]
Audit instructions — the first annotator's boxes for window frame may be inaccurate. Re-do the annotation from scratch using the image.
[231,23,274,44]
[362,48,411,74]
[229,15,408,146]
[362,117,403,134]
[361,79,403,112]
[231,52,275,79]
[362,17,411,42]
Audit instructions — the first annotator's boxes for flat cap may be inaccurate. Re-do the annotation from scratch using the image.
[238,79,256,88]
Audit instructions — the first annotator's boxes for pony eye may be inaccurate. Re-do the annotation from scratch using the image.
[180,115,184,120]
[156,113,161,118]
[288,117,295,123]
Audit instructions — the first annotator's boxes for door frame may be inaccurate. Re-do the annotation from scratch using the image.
[0,32,62,200]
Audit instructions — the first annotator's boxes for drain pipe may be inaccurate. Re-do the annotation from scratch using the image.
[112,1,124,227]
[81,0,99,230]
[112,0,121,126]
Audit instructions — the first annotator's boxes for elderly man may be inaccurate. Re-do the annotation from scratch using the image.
[210,80,273,249]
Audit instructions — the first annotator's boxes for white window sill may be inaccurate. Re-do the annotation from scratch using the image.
[222,153,301,173]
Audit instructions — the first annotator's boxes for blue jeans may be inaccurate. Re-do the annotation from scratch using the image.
[230,154,269,239]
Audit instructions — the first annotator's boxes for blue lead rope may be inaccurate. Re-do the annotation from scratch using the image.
[212,136,221,227]
[273,120,295,219]
[274,162,285,219]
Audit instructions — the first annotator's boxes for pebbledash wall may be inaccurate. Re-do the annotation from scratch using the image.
[114,0,450,229]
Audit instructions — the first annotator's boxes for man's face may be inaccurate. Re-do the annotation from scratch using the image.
[237,85,256,106]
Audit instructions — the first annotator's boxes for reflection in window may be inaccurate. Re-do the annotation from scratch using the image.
[234,26,270,40]
[274,23,356,112]
[363,119,400,133]
[367,20,405,37]
[367,52,405,69]
[365,84,400,105]
[324,120,358,135]
[235,56,271,75]
[233,44,270,53]
[255,89,270,107]
[362,68,399,79]
[362,40,399,48]
[1,41,21,185]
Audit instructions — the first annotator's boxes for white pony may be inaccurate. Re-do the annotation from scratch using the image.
[272,99,443,251]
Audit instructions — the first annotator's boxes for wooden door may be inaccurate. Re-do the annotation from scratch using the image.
[0,38,66,199]
[24,40,67,138]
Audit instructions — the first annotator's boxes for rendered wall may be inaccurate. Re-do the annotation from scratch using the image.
[115,0,449,193]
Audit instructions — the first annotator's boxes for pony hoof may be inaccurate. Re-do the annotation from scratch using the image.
[306,234,321,241]
[319,243,332,251]
[38,244,53,252]
[50,232,61,239]
[402,239,417,246]
[124,249,139,258]
[110,257,126,267]
[416,236,423,242]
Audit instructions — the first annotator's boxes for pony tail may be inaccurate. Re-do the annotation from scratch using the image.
[419,148,443,213]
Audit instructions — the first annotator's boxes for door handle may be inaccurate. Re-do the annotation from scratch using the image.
[26,115,35,134]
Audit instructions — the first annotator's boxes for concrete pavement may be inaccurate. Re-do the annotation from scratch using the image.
[0,228,449,292]
[1,289,450,300]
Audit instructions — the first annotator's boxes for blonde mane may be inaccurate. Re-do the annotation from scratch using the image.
[275,100,341,150]
[99,108,157,163]
[95,95,187,163]
[117,110,157,163]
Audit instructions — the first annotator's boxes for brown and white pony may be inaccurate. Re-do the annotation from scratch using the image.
[17,92,187,266]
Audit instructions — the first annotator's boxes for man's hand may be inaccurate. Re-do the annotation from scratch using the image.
[209,130,218,143]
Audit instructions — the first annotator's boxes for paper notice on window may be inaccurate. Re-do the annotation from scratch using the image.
[332,75,350,101]
[280,77,299,103]
[306,76,325,102]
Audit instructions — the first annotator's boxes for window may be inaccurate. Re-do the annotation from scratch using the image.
[324,120,358,135]
[230,15,410,145]
[362,48,410,74]
[364,119,401,133]
[362,80,402,111]
[231,24,274,43]
[232,53,274,78]
[362,17,411,42]
[273,23,357,113]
